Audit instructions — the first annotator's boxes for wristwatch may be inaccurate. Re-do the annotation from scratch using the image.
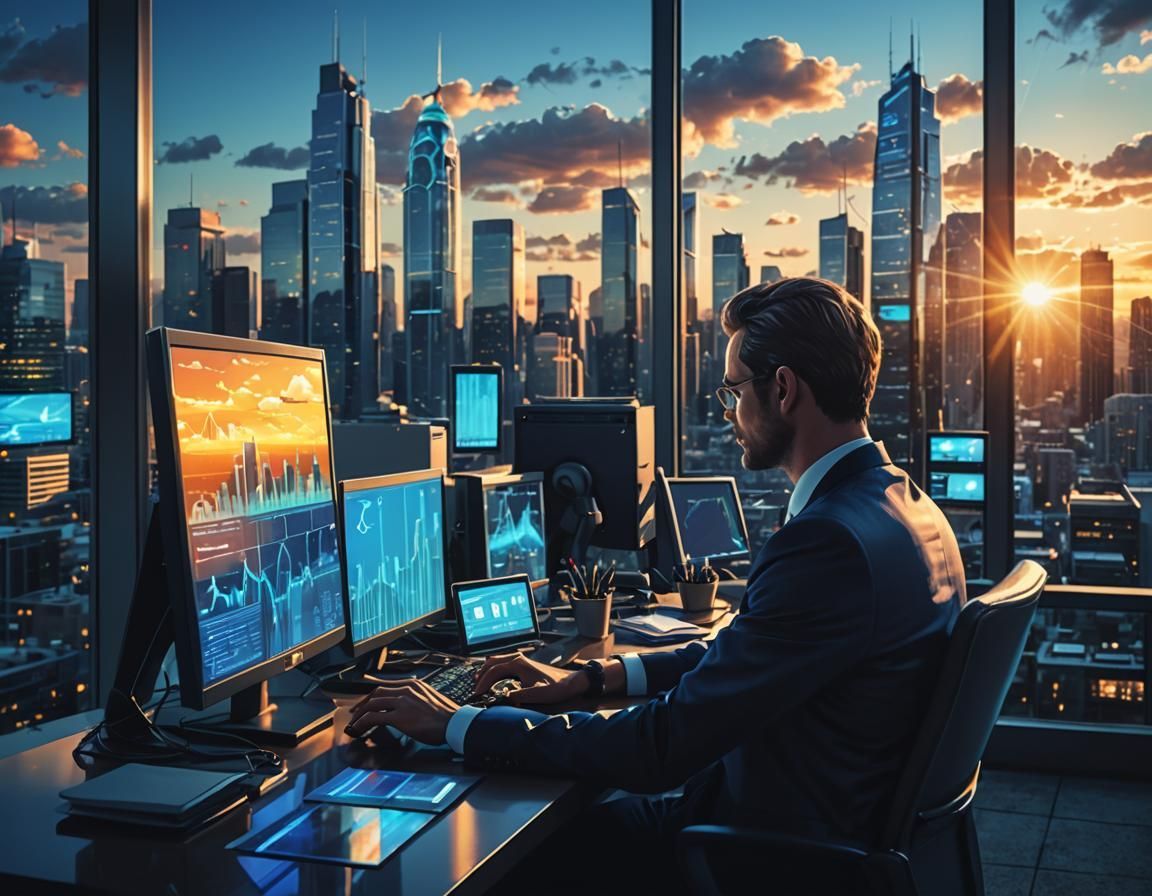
[581,659,607,699]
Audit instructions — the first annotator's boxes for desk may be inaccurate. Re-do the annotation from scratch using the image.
[0,593,738,895]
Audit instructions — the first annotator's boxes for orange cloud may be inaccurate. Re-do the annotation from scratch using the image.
[0,123,40,167]
[935,74,983,124]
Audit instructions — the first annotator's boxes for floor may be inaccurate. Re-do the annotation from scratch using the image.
[976,769,1152,895]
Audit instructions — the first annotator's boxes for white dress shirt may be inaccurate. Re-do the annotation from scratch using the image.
[784,437,875,523]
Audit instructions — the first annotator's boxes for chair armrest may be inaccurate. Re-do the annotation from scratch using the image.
[678,825,871,895]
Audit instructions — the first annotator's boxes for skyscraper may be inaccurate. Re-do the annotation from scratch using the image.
[683,192,698,324]
[404,68,461,418]
[759,265,783,285]
[162,207,225,331]
[0,240,66,391]
[537,274,584,397]
[818,213,864,299]
[307,60,380,419]
[599,186,640,396]
[943,212,983,428]
[471,219,525,414]
[69,279,89,348]
[211,266,258,339]
[260,179,308,345]
[712,231,750,363]
[869,52,942,476]
[1129,297,1152,394]
[1079,248,1114,426]
[379,263,397,391]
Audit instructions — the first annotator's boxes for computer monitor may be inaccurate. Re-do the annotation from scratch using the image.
[664,476,751,567]
[144,328,346,737]
[450,364,502,454]
[0,392,72,445]
[338,469,448,657]
[450,575,541,654]
[454,472,548,587]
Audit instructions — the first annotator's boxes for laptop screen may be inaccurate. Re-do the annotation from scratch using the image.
[455,578,537,650]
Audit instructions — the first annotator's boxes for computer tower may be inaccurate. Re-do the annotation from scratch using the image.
[331,420,448,482]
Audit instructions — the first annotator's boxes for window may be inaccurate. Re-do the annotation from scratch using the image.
[0,4,93,733]
[680,4,983,560]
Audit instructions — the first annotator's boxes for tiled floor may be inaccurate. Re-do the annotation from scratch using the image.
[976,769,1152,895]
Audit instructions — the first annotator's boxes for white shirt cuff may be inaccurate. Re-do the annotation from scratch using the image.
[445,704,485,754]
[619,653,648,697]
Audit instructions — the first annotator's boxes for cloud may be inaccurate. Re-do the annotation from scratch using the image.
[733,121,877,194]
[702,193,743,209]
[1062,181,1152,207]
[1143,29,1152,44]
[524,57,635,87]
[1091,131,1152,179]
[683,169,723,190]
[851,79,882,97]
[258,396,282,412]
[576,233,601,253]
[763,247,809,258]
[236,142,308,170]
[943,145,1076,204]
[526,61,582,86]
[371,96,425,185]
[765,211,800,226]
[51,223,85,240]
[438,76,520,117]
[281,374,316,402]
[381,241,402,256]
[1043,0,1152,48]
[0,182,87,223]
[471,187,522,205]
[0,20,25,62]
[1102,52,1152,74]
[526,234,572,248]
[0,22,87,97]
[158,135,223,164]
[54,139,83,159]
[524,232,599,263]
[1016,233,1048,251]
[226,231,260,255]
[683,37,859,148]
[935,74,983,123]
[1061,50,1091,67]
[0,122,40,167]
[528,184,597,214]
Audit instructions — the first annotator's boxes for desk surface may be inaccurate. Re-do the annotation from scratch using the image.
[0,592,738,896]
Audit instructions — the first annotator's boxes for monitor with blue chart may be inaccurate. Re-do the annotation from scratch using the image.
[666,477,751,567]
[451,575,540,653]
[337,469,448,656]
[0,392,72,445]
[485,477,547,584]
[451,365,502,454]
[140,328,347,742]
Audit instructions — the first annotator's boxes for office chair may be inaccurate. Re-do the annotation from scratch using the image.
[679,560,1046,896]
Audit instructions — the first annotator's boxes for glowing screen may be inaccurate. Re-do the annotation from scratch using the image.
[485,480,547,583]
[452,370,500,451]
[669,480,750,563]
[0,393,72,445]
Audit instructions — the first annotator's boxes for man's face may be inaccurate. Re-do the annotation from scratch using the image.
[724,329,795,471]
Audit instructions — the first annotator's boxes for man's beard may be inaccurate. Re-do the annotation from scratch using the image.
[739,406,795,471]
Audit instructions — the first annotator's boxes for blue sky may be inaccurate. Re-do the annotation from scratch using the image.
[2,0,1149,330]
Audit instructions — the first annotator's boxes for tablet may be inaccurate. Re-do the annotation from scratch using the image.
[450,574,541,654]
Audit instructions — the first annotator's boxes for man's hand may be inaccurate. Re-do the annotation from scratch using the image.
[346,678,459,746]
[473,652,589,707]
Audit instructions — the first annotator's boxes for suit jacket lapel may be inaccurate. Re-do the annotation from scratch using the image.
[803,440,892,511]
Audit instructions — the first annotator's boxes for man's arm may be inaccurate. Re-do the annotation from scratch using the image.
[461,516,874,793]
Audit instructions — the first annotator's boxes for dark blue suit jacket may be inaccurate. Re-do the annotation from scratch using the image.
[463,441,966,845]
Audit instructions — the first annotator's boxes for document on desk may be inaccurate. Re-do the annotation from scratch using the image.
[227,802,433,868]
[305,767,481,815]
[613,613,709,645]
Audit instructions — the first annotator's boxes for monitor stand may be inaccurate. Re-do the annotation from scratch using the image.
[195,681,336,746]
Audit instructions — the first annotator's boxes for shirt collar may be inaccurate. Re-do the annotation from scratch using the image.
[785,437,875,522]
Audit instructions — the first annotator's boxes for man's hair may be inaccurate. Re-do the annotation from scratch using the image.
[720,277,881,423]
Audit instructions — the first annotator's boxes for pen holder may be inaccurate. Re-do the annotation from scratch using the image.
[676,580,718,613]
[570,592,613,640]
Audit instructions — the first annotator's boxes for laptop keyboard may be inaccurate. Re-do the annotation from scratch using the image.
[423,663,481,703]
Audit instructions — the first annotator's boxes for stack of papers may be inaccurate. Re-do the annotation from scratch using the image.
[613,613,709,645]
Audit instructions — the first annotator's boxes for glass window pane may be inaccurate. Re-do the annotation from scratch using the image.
[0,3,93,732]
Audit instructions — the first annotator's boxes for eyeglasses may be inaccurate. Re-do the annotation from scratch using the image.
[715,373,773,411]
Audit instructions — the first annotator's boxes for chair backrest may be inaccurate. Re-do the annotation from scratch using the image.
[881,560,1045,848]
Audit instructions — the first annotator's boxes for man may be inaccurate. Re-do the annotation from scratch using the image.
[348,278,965,888]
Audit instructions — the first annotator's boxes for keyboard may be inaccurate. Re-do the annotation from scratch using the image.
[423,663,481,703]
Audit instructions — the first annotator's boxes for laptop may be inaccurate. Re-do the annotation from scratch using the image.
[451,574,543,655]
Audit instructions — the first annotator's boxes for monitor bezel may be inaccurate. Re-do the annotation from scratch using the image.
[480,471,548,588]
[337,467,449,658]
[146,327,348,710]
[449,364,503,455]
[653,467,688,567]
[450,573,540,654]
[664,475,752,567]
[0,391,74,447]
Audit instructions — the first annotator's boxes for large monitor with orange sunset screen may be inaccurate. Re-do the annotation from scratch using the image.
[145,328,346,734]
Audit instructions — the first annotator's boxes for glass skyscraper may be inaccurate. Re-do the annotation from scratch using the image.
[869,57,941,477]
[161,207,225,332]
[0,240,66,391]
[307,61,380,419]
[819,213,864,300]
[944,212,983,429]
[471,219,525,413]
[260,179,308,345]
[711,231,750,364]
[537,274,584,397]
[1079,248,1114,427]
[404,81,461,418]
[599,186,639,396]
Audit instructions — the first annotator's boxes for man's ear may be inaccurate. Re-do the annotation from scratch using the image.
[777,366,799,413]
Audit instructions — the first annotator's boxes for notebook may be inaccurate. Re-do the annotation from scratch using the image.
[61,764,248,819]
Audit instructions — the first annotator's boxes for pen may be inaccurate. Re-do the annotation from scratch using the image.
[567,556,588,595]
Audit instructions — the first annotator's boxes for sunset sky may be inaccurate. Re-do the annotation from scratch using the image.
[2,0,1149,365]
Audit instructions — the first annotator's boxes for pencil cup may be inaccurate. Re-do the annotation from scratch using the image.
[571,593,613,640]
[676,581,718,613]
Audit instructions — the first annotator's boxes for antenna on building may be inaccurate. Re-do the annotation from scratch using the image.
[333,8,340,63]
[917,22,922,72]
[909,20,914,69]
[437,33,443,88]
[888,18,893,80]
[361,17,367,93]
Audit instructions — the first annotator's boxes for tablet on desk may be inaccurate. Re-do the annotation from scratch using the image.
[451,574,542,655]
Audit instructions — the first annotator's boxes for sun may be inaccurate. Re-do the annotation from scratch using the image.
[1021,282,1053,308]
